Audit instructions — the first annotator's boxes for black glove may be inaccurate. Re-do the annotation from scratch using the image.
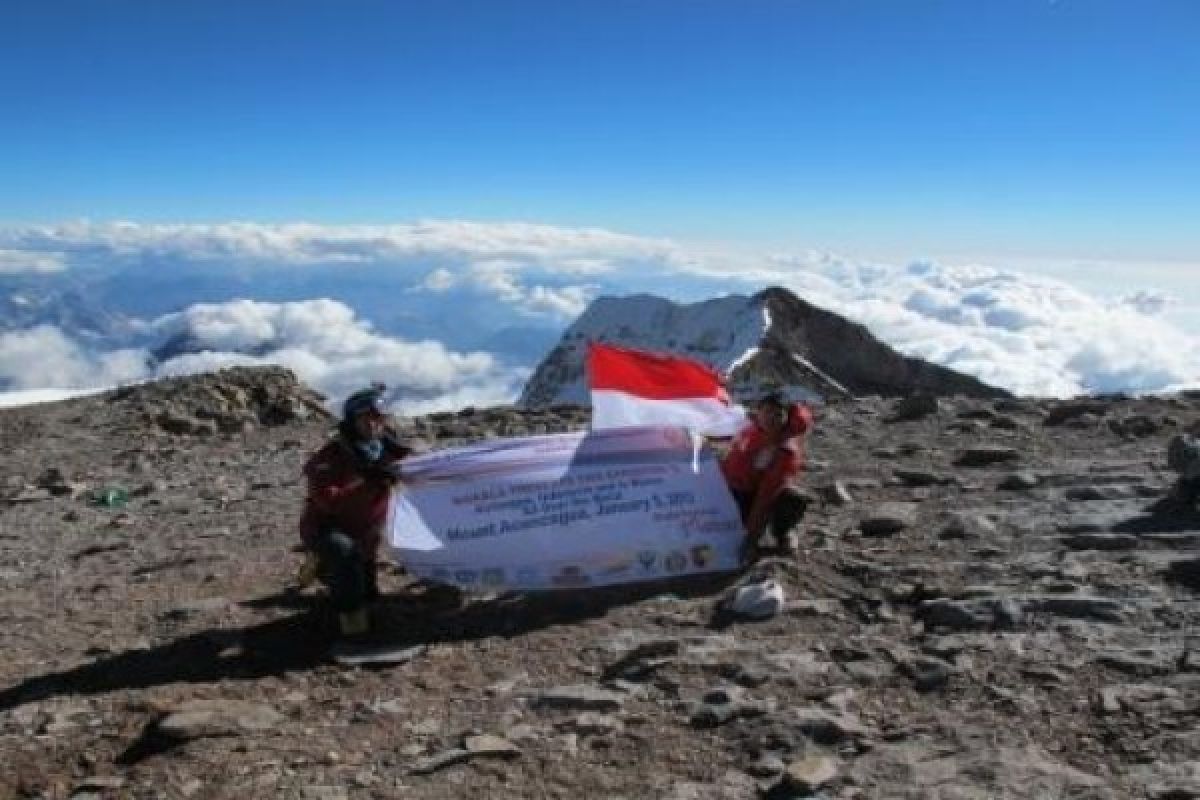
[363,462,401,485]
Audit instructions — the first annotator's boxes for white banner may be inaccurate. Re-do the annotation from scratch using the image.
[387,426,745,590]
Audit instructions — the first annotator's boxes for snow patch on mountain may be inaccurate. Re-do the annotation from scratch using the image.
[521,288,1010,407]
[518,294,766,407]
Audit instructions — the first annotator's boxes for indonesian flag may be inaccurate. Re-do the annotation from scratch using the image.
[587,342,746,436]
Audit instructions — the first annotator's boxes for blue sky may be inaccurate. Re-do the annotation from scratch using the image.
[2,0,1198,266]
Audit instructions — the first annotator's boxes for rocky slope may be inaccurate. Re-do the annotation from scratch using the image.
[2,368,1200,799]
[519,288,1008,407]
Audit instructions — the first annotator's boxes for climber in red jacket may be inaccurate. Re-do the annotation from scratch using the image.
[299,384,411,637]
[720,391,814,559]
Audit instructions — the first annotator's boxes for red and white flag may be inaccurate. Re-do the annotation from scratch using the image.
[587,342,746,436]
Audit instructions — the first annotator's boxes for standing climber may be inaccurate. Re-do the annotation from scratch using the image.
[298,384,411,638]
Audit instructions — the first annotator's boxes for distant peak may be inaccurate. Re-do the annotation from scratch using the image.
[519,288,1009,408]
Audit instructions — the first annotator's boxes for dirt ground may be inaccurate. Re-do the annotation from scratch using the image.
[2,369,1199,799]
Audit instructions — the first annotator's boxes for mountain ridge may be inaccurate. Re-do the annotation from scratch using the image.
[520,286,1009,407]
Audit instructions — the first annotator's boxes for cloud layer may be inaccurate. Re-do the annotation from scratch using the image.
[0,249,65,274]
[1,220,1197,408]
[1,220,677,323]
[0,299,526,415]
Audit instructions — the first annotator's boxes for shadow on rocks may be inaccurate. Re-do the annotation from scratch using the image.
[1112,503,1200,533]
[0,572,742,721]
[0,609,331,718]
[370,570,742,647]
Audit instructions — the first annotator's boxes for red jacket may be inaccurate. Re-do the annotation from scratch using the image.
[299,433,409,557]
[720,403,814,536]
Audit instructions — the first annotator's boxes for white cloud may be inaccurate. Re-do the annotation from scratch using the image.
[0,325,147,389]
[417,267,458,291]
[791,261,1200,397]
[0,220,1197,401]
[148,298,525,412]
[152,298,378,356]
[1,220,657,322]
[1118,290,1171,316]
[451,260,598,319]
[0,249,65,274]
[0,299,527,413]
[524,285,592,318]
[1,219,679,269]
[0,387,104,409]
[632,249,1200,396]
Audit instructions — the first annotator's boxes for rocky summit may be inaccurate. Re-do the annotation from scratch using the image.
[3,367,1200,799]
[519,287,1008,407]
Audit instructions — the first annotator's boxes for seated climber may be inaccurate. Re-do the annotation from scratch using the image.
[298,384,411,638]
[720,391,814,559]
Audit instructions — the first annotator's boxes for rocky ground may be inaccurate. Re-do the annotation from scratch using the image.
[2,367,1200,799]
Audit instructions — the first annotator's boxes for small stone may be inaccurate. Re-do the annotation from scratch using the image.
[408,748,470,775]
[782,754,838,794]
[955,446,1020,467]
[369,699,406,715]
[725,665,771,688]
[603,637,681,678]
[1108,414,1161,438]
[1020,666,1068,685]
[160,596,230,620]
[71,776,125,794]
[920,635,970,661]
[938,512,996,540]
[1166,558,1200,590]
[787,598,839,617]
[9,486,53,503]
[889,393,939,421]
[302,787,349,800]
[746,753,787,778]
[893,469,949,487]
[505,723,540,741]
[464,734,521,757]
[905,657,953,692]
[1044,400,1110,426]
[787,708,868,744]
[404,718,444,735]
[818,481,854,506]
[1065,485,1128,502]
[860,503,918,537]
[531,686,624,712]
[917,598,1023,631]
[1025,595,1127,623]
[155,699,284,741]
[557,713,624,736]
[1058,533,1139,551]
[1096,688,1123,714]
[1095,650,1170,677]
[998,471,1040,491]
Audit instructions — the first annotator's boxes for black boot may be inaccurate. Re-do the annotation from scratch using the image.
[364,561,381,603]
[770,488,810,552]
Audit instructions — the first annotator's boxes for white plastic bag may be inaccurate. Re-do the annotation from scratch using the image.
[725,579,785,619]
